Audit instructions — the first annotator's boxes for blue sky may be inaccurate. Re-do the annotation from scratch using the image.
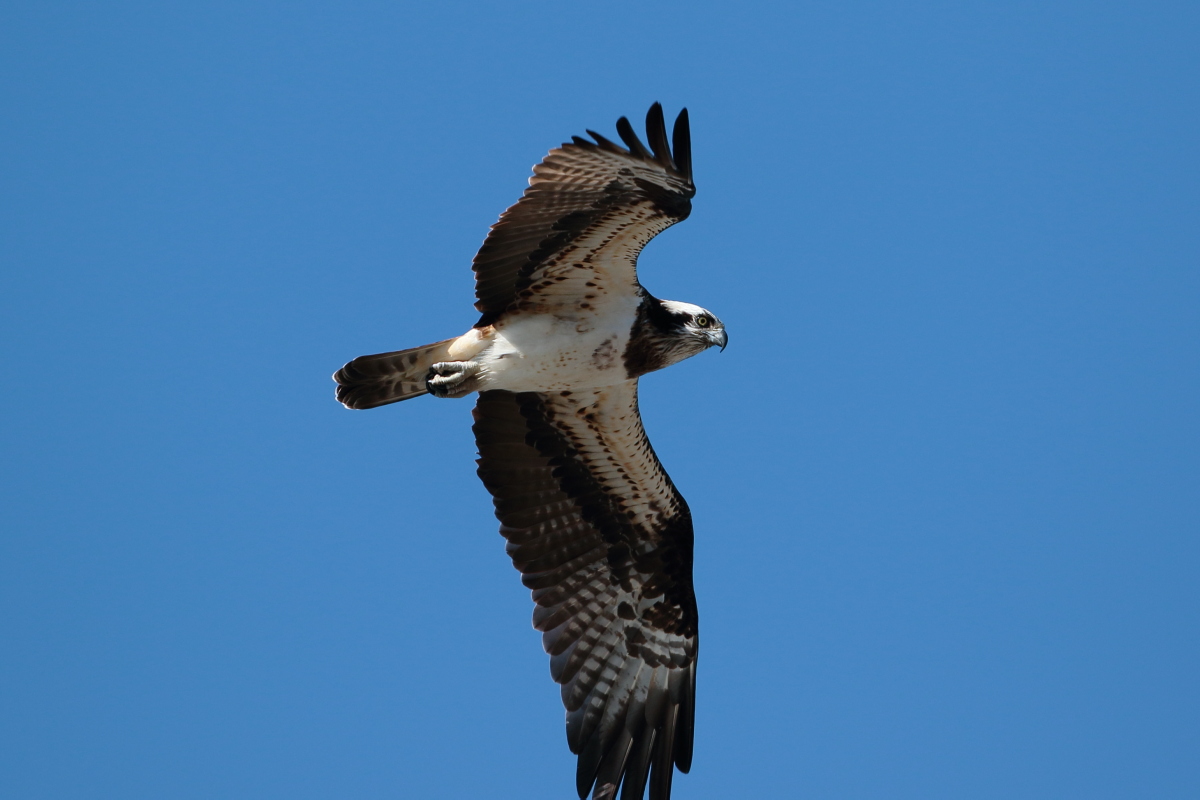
[2,2,1197,798]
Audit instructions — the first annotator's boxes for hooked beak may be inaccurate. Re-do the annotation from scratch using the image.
[714,329,728,352]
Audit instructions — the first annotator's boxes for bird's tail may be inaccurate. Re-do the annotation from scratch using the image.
[334,338,457,409]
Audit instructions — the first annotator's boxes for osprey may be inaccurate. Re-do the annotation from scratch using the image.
[334,104,724,800]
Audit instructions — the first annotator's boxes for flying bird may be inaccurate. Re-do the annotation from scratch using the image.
[334,103,724,800]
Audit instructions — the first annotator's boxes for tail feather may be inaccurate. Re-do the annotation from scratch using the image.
[334,338,456,409]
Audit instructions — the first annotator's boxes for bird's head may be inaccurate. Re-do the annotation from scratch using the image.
[658,299,728,354]
[625,297,728,377]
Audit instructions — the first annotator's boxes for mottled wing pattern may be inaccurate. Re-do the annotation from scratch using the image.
[472,104,695,325]
[473,383,698,800]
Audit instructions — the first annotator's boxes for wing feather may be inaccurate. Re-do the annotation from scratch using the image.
[471,104,695,325]
[473,384,698,800]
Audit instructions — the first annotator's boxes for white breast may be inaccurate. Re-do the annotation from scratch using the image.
[476,297,640,392]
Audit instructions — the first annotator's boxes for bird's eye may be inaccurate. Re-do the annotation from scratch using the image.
[695,316,710,328]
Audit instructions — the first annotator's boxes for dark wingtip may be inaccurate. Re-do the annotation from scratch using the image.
[591,103,693,185]
[671,108,692,183]
[620,729,656,800]
[576,735,605,799]
[616,116,653,159]
[672,663,697,772]
[647,704,679,800]
[644,103,672,170]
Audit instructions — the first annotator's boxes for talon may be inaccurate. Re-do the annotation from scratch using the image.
[426,361,481,398]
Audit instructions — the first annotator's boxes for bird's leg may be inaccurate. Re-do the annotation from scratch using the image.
[426,361,482,398]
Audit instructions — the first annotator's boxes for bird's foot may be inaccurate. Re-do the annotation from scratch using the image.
[426,361,481,398]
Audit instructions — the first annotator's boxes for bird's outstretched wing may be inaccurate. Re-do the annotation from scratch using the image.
[472,103,695,326]
[473,383,698,800]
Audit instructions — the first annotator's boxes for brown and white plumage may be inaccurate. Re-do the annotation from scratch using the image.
[474,382,697,800]
[471,104,694,324]
[334,104,724,800]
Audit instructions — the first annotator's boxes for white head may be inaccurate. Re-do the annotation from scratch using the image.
[658,300,728,352]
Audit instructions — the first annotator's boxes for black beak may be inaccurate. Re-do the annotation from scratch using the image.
[715,329,728,351]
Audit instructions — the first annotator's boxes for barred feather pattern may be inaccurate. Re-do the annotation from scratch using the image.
[472,104,695,325]
[333,338,456,409]
[473,383,698,800]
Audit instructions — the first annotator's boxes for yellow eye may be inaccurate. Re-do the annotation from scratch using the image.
[696,315,710,328]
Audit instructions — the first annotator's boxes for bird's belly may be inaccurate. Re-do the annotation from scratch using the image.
[478,311,632,392]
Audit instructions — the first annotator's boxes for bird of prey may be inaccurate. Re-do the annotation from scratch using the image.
[334,103,725,800]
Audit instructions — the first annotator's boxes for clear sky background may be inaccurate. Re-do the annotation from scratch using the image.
[2,2,1197,798]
